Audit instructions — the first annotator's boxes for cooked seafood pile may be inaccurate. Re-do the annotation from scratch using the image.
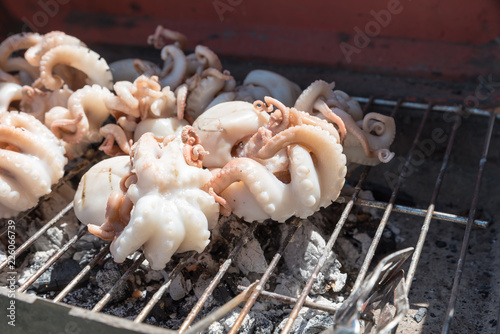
[0,27,396,269]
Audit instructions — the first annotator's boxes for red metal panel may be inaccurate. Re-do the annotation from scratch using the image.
[0,0,498,80]
[5,0,499,43]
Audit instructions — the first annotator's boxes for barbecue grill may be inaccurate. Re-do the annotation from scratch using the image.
[0,1,499,333]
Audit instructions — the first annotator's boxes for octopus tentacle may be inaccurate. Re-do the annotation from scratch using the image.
[133,59,163,77]
[147,25,188,50]
[175,84,188,120]
[194,45,223,72]
[0,150,52,210]
[176,202,212,252]
[330,106,377,158]
[25,31,85,66]
[192,101,270,168]
[49,113,83,141]
[109,81,140,116]
[331,90,363,121]
[360,112,396,163]
[222,71,237,92]
[0,111,66,218]
[313,99,347,143]
[149,86,176,118]
[51,84,112,143]
[294,80,336,113]
[0,82,22,111]
[243,69,301,107]
[4,57,39,84]
[288,144,321,212]
[262,97,341,143]
[185,68,233,120]
[330,108,397,164]
[0,32,42,83]
[205,123,346,222]
[0,112,66,176]
[291,109,341,143]
[99,123,132,156]
[262,96,291,135]
[117,115,138,133]
[296,80,395,165]
[159,44,187,88]
[20,85,72,121]
[252,124,346,206]
[109,59,158,83]
[362,112,396,138]
[107,75,177,125]
[203,157,285,221]
[110,197,186,268]
[87,190,133,241]
[39,45,113,90]
[182,125,207,167]
[207,187,232,216]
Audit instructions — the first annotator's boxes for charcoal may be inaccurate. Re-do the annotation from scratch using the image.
[414,307,428,323]
[274,315,306,334]
[301,313,335,333]
[95,260,129,303]
[235,237,268,276]
[45,258,82,292]
[253,313,274,334]
[169,273,192,301]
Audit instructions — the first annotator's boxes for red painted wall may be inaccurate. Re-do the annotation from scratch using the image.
[0,0,499,80]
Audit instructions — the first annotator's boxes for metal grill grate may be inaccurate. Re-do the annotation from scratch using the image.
[0,97,497,333]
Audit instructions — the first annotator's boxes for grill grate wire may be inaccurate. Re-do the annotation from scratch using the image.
[0,98,496,333]
[441,108,496,334]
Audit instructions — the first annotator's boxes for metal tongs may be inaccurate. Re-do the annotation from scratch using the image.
[324,247,414,334]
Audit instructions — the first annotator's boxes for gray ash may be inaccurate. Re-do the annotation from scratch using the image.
[3,179,378,333]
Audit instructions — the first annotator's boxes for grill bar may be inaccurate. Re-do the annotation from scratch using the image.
[352,103,433,292]
[0,202,74,272]
[228,217,301,334]
[353,96,500,119]
[178,221,259,333]
[281,166,371,333]
[182,282,259,334]
[441,108,496,334]
[91,253,146,312]
[405,114,461,293]
[17,226,88,293]
[53,244,111,303]
[235,285,340,313]
[334,197,489,228]
[134,251,196,323]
